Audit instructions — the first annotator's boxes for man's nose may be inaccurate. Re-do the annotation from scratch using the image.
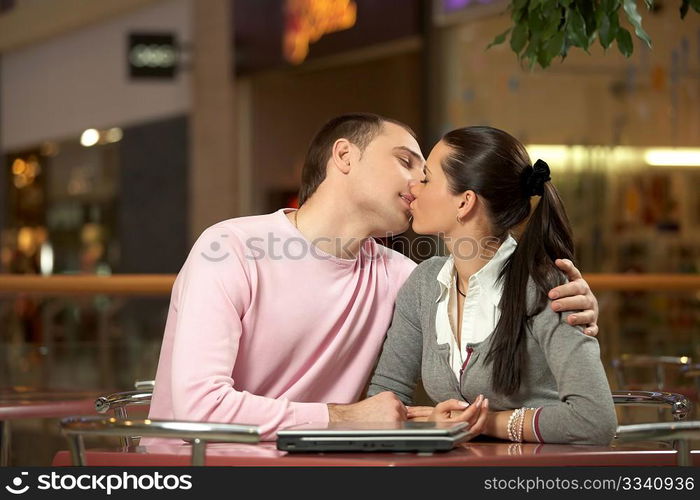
[408,180,420,197]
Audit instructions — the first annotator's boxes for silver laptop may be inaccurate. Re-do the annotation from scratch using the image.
[276,421,470,453]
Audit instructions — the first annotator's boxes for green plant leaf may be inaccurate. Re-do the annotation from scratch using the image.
[616,26,634,57]
[524,40,539,69]
[595,2,606,24]
[559,0,573,7]
[580,0,597,35]
[488,28,512,49]
[622,0,652,48]
[512,0,529,21]
[529,8,547,33]
[568,7,589,48]
[599,11,620,48]
[511,22,530,53]
[601,0,620,13]
[643,0,654,8]
[544,30,565,61]
[543,5,563,37]
[529,0,545,13]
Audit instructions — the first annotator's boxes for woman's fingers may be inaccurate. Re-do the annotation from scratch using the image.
[428,399,472,421]
[435,399,470,414]
[450,397,488,441]
[453,395,484,425]
[468,398,489,436]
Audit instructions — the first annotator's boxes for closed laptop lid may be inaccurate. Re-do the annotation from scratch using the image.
[277,421,469,437]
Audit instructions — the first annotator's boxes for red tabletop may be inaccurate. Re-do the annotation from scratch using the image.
[0,399,97,420]
[51,441,700,467]
[0,389,104,420]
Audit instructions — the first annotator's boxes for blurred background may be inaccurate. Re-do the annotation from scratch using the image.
[0,0,698,464]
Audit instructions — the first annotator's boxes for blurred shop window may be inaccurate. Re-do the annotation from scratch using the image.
[3,152,46,274]
[2,132,119,276]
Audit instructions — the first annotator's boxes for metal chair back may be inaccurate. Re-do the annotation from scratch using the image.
[60,416,260,466]
[616,420,700,466]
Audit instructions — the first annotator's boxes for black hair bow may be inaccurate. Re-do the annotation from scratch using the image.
[523,159,551,197]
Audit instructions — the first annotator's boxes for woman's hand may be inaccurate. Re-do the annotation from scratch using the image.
[417,395,489,437]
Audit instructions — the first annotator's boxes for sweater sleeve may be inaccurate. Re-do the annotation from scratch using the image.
[168,225,328,440]
[530,305,617,445]
[367,264,425,405]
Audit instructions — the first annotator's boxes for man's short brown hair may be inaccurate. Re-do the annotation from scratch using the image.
[298,113,417,207]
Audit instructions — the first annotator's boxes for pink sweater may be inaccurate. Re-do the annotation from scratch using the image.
[147,209,416,440]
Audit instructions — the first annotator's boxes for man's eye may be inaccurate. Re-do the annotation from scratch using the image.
[399,157,410,167]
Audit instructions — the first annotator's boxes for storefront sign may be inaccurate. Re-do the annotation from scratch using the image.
[283,0,357,64]
[128,33,179,79]
[234,0,421,74]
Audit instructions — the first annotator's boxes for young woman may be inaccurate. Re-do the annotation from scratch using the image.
[368,126,617,445]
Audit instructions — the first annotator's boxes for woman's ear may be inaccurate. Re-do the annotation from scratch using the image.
[457,190,477,221]
[331,138,352,174]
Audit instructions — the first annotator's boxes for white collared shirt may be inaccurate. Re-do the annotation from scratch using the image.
[435,235,517,380]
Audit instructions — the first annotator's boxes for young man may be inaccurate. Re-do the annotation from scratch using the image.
[147,113,599,440]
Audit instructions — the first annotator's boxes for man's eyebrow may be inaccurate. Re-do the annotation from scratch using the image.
[393,146,425,164]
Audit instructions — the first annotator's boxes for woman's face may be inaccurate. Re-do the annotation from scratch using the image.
[409,140,465,235]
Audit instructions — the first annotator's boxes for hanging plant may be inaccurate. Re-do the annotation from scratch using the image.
[489,0,700,69]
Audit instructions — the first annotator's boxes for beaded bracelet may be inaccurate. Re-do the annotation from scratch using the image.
[507,408,524,442]
[506,409,516,442]
[508,407,536,443]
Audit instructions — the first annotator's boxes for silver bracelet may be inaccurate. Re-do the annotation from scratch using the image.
[506,409,517,442]
[516,408,526,442]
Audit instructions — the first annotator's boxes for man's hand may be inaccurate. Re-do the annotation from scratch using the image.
[549,259,599,337]
[328,391,407,422]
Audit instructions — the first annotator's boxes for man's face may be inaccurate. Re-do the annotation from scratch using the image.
[348,122,425,237]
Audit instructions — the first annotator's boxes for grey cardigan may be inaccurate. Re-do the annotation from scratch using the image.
[368,256,617,445]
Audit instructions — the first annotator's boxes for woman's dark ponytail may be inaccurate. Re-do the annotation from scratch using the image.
[440,127,575,396]
[486,171,574,396]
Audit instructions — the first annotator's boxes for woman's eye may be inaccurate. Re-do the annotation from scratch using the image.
[420,178,429,184]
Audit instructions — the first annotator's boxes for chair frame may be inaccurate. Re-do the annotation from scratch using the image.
[616,420,700,466]
[61,416,260,466]
[611,390,692,421]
